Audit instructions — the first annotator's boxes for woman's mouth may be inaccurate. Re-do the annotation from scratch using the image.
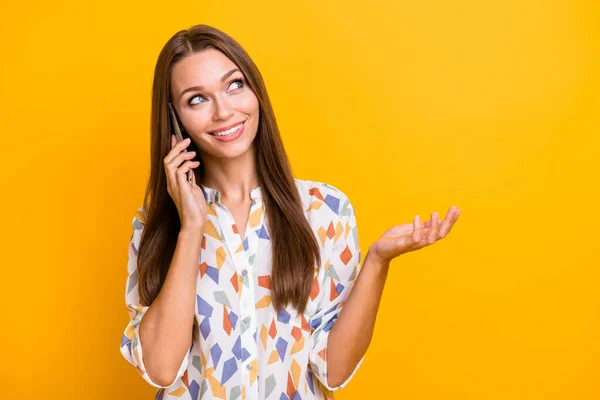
[208,121,246,142]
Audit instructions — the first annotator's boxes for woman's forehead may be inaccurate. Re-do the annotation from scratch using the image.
[171,50,237,87]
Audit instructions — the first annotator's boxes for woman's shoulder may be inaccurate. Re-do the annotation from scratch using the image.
[293,178,354,219]
[132,205,148,227]
[294,177,350,198]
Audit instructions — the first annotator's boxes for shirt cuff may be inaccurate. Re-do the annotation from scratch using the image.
[308,327,365,391]
[120,305,190,389]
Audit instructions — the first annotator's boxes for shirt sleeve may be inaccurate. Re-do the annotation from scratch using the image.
[119,208,190,389]
[307,197,365,391]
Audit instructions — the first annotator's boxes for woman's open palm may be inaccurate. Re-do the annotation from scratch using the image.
[368,206,461,264]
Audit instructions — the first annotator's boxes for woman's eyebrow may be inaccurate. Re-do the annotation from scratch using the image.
[179,68,241,99]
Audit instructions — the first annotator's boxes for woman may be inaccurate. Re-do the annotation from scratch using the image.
[120,24,460,400]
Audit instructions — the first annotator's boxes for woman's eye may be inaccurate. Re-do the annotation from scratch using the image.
[187,78,244,106]
[188,95,206,106]
[229,78,244,91]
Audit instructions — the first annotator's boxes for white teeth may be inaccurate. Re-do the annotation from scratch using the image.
[212,122,243,137]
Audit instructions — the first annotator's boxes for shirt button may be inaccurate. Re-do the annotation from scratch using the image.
[243,317,251,324]
[246,364,253,371]
[241,269,248,276]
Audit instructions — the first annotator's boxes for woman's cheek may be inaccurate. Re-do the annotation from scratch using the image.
[187,115,211,136]
[239,92,259,111]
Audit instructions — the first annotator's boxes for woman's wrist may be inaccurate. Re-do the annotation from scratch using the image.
[365,247,391,271]
[179,224,205,239]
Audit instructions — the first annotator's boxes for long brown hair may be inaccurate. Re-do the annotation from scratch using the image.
[136,24,321,344]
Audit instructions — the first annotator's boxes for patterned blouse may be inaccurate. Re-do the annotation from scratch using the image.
[120,178,364,400]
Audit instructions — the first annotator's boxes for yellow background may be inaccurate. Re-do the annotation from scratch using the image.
[1,1,598,399]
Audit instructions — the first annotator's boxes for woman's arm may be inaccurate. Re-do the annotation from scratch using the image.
[139,228,203,386]
[326,207,461,387]
[325,250,389,388]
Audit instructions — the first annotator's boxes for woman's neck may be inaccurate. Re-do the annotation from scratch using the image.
[200,148,260,204]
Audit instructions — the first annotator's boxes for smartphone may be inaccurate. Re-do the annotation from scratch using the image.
[168,102,194,185]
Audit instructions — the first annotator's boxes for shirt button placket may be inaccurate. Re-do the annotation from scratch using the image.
[236,221,259,398]
[237,252,257,397]
[217,201,264,400]
[213,203,258,398]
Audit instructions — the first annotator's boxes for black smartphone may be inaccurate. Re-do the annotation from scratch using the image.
[168,102,194,185]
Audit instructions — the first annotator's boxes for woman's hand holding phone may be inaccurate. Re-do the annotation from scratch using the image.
[164,134,207,233]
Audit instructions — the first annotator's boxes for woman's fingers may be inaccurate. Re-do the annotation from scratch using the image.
[426,211,439,244]
[176,160,200,189]
[412,215,422,243]
[170,151,196,169]
[164,137,191,164]
[166,152,196,180]
[385,207,461,256]
[415,207,461,248]
[438,206,460,238]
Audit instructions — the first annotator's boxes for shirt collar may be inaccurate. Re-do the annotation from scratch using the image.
[200,184,262,204]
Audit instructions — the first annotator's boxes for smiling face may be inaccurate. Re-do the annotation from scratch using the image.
[169,48,260,160]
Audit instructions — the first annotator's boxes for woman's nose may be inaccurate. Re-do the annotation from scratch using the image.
[212,95,234,121]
